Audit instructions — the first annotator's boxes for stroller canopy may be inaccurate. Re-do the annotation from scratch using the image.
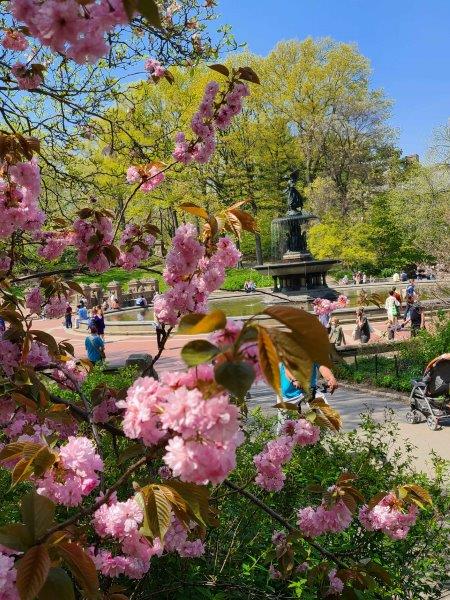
[426,359,450,397]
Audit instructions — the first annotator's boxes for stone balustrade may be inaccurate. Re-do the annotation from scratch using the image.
[76,278,159,308]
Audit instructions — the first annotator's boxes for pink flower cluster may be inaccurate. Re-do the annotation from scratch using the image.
[0,552,18,600]
[1,30,28,51]
[154,225,240,326]
[359,493,419,540]
[51,359,87,391]
[118,368,243,485]
[254,420,320,492]
[37,231,71,260]
[118,223,156,271]
[93,391,121,424]
[25,286,43,315]
[326,569,344,595]
[126,164,165,193]
[164,515,205,558]
[297,499,352,538]
[72,214,114,273]
[173,80,249,164]
[313,295,349,317]
[0,341,21,377]
[144,58,166,80]
[254,435,293,492]
[36,436,103,506]
[92,494,163,579]
[45,295,68,318]
[0,159,44,240]
[0,399,77,444]
[92,501,203,579]
[10,0,129,63]
[11,62,43,89]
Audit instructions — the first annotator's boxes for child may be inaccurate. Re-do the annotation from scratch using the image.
[329,317,346,347]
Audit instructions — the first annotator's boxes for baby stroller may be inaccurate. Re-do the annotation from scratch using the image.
[406,359,450,430]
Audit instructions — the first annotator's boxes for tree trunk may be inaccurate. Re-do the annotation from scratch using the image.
[254,232,264,265]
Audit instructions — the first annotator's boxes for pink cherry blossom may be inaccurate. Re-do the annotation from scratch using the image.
[297,500,352,538]
[11,62,43,89]
[359,493,419,540]
[116,376,168,446]
[1,30,28,51]
[326,569,344,595]
[144,58,166,79]
[45,295,67,318]
[25,286,43,315]
[0,552,19,600]
[0,341,21,377]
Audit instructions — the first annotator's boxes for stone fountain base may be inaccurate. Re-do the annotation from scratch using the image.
[254,258,340,298]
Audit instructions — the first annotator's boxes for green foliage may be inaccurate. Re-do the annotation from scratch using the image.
[220,268,272,291]
[133,411,448,599]
[336,317,450,391]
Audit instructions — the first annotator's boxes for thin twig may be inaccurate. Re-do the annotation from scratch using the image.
[223,479,348,569]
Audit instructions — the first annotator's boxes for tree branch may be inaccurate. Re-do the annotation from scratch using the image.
[223,479,348,569]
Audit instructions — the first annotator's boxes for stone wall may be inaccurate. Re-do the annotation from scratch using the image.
[77,278,159,308]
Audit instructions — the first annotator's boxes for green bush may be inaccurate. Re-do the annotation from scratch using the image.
[133,410,448,599]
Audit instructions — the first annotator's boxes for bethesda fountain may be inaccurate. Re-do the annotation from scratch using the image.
[254,170,339,298]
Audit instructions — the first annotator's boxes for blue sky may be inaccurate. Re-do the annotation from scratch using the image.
[217,0,450,160]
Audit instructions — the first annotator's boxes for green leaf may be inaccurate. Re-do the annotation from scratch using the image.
[263,305,332,367]
[181,339,220,367]
[214,360,255,399]
[163,480,211,527]
[0,523,32,552]
[138,485,172,541]
[21,491,56,541]
[136,0,161,27]
[16,545,51,600]
[56,542,99,599]
[37,567,75,600]
[178,310,227,335]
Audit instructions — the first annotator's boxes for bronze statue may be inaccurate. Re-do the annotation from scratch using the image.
[285,169,305,214]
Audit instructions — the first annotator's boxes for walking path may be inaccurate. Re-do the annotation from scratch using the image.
[38,317,449,476]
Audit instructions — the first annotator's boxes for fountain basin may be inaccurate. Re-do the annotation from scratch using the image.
[254,258,340,296]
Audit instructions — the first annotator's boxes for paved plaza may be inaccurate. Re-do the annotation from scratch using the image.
[37,316,450,476]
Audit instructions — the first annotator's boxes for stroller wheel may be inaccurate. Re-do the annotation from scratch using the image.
[426,416,440,430]
[406,410,420,424]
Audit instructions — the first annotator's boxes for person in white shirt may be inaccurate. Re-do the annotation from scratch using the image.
[385,290,400,325]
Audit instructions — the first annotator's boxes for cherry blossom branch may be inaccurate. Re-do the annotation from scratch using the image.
[112,161,176,242]
[12,266,88,283]
[50,394,126,438]
[37,454,149,544]
[149,325,173,368]
[223,479,348,569]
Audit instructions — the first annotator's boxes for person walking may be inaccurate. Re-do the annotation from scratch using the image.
[403,302,425,337]
[85,325,105,365]
[385,290,400,326]
[406,278,416,299]
[64,303,73,329]
[75,303,89,329]
[95,305,106,339]
[403,293,415,321]
[329,317,346,347]
[354,308,371,344]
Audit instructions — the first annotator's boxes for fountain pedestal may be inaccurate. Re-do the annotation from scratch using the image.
[254,210,339,298]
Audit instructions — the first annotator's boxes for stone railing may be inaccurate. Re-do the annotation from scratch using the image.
[76,278,159,308]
